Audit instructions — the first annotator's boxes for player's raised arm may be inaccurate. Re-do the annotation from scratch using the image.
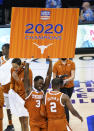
[24,63,33,97]
[43,58,52,94]
[62,94,83,122]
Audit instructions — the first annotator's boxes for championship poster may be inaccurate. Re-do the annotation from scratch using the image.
[9,8,79,58]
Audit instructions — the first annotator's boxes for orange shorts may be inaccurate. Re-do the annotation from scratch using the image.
[48,119,72,131]
[30,121,47,131]
[30,126,47,131]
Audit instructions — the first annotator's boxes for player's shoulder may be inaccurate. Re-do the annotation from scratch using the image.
[32,88,44,95]
[62,93,69,101]
[25,91,33,100]
[46,91,62,96]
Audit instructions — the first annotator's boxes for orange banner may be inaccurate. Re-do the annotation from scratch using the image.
[9,8,79,58]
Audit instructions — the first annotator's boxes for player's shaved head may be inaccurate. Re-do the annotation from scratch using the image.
[34,76,43,82]
[52,78,62,90]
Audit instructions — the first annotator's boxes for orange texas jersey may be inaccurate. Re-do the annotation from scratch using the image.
[25,88,46,125]
[10,66,32,100]
[45,91,66,120]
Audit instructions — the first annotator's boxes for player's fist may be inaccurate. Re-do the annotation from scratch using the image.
[80,116,83,122]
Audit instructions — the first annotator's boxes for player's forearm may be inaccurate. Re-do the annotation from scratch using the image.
[43,61,52,93]
[25,87,31,97]
[65,76,74,82]
[24,63,32,96]
[24,78,31,97]
[71,109,83,121]
[40,104,47,117]
[47,60,52,77]
[64,70,75,83]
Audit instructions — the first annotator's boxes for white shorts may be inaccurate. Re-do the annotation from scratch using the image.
[9,89,29,117]
[4,93,10,109]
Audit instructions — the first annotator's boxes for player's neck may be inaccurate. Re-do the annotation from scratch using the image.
[5,55,9,60]
[53,89,59,92]
[34,87,41,92]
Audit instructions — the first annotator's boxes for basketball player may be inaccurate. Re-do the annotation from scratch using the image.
[41,78,83,131]
[24,59,52,131]
[11,58,33,131]
[53,58,75,122]
[0,44,14,131]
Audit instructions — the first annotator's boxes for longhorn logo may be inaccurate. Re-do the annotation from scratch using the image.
[33,42,53,54]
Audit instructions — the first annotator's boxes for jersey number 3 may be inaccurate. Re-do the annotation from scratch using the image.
[36,100,40,107]
[50,102,57,112]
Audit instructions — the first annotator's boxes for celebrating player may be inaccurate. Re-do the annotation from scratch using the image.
[24,58,52,131]
[41,78,83,131]
[10,58,33,131]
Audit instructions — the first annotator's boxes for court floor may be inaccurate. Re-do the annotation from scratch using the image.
[3,54,94,131]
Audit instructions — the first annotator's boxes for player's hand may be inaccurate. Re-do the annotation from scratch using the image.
[12,71,19,81]
[63,79,68,85]
[80,116,83,122]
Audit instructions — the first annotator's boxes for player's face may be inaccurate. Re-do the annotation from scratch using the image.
[2,47,8,56]
[12,63,20,72]
[82,3,87,11]
[35,79,44,91]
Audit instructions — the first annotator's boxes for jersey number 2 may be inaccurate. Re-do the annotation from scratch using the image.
[50,102,57,112]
